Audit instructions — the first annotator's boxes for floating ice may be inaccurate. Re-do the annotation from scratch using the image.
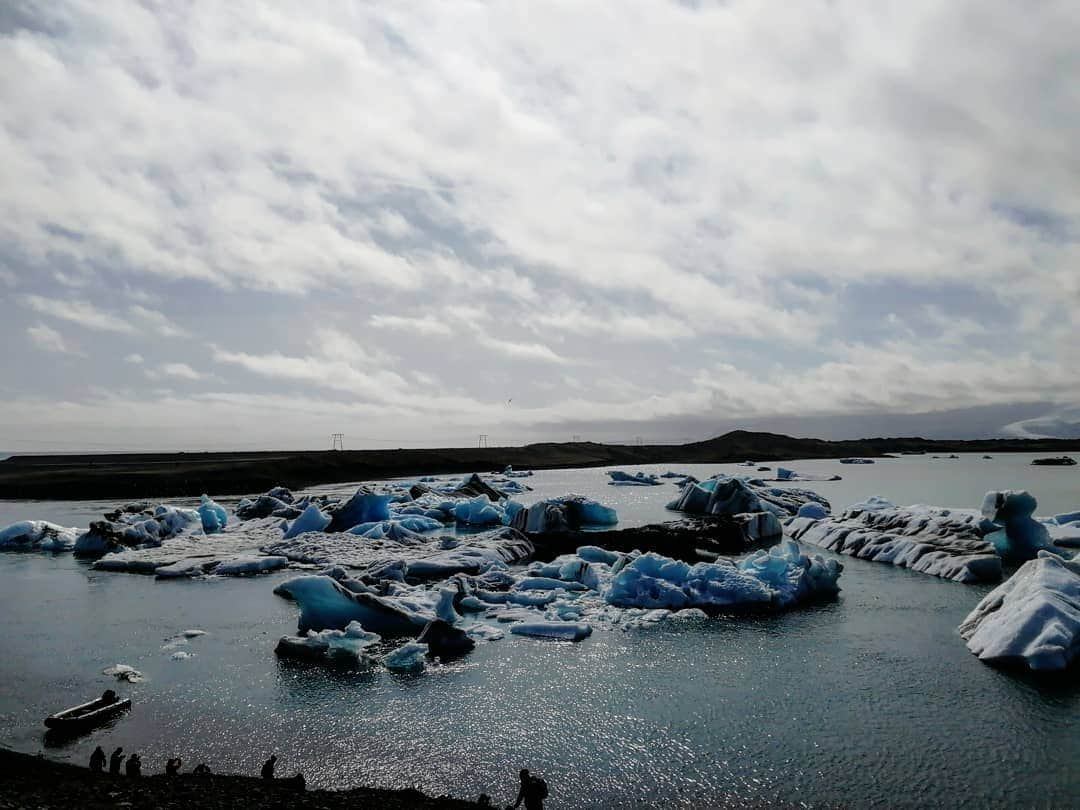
[417,618,475,657]
[0,520,82,551]
[383,641,428,672]
[275,575,432,634]
[788,502,1001,583]
[958,551,1080,671]
[327,488,393,532]
[980,490,1055,563]
[796,502,829,520]
[236,494,300,521]
[453,496,504,526]
[103,664,143,682]
[213,555,288,576]
[608,470,661,486]
[510,621,593,641]
[283,503,331,539]
[605,539,840,611]
[839,458,875,464]
[276,621,382,664]
[197,495,228,534]
[508,494,618,534]
[668,476,829,518]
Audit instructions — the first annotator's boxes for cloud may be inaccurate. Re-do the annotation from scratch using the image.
[124,353,144,364]
[21,295,136,334]
[158,362,205,380]
[0,1,1075,447]
[369,314,454,337]
[26,322,77,354]
[129,305,190,338]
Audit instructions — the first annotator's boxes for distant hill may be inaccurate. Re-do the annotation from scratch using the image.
[0,430,1077,500]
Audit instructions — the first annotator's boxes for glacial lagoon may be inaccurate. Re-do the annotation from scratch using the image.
[0,454,1077,807]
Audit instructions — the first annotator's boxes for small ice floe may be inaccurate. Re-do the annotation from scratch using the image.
[607,470,662,486]
[383,641,428,673]
[170,651,193,661]
[103,664,143,682]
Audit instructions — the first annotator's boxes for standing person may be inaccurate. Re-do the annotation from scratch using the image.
[261,754,276,780]
[126,753,141,777]
[89,746,106,773]
[109,747,125,776]
[510,768,548,810]
[165,757,182,776]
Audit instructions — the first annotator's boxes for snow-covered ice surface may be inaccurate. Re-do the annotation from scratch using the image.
[959,551,1080,671]
[787,500,1001,583]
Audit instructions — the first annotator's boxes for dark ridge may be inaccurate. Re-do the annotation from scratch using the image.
[0,747,485,809]
[1,431,1077,500]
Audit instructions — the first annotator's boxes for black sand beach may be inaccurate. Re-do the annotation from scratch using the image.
[0,748,487,810]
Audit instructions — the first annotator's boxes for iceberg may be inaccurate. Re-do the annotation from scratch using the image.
[958,551,1080,671]
[604,539,840,611]
[326,488,392,532]
[103,664,143,682]
[275,575,432,634]
[980,490,1055,563]
[510,621,593,641]
[197,495,228,534]
[508,494,618,534]
[788,502,1001,583]
[839,458,875,464]
[383,641,428,672]
[608,470,661,486]
[453,496,504,526]
[283,503,331,539]
[668,476,830,518]
[212,555,288,576]
[276,621,381,664]
[236,494,300,520]
[0,520,82,551]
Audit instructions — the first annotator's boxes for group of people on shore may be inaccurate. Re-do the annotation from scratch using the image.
[87,746,546,807]
[87,746,303,789]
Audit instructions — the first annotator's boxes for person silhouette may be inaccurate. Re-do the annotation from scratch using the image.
[510,768,548,810]
[89,746,106,773]
[261,754,276,780]
[109,747,125,775]
[125,753,141,777]
[166,757,182,776]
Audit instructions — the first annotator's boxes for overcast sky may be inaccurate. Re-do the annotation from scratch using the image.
[1,1,1077,451]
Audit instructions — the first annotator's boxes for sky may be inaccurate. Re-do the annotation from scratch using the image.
[0,1,1077,452]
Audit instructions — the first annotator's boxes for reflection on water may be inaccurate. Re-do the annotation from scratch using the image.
[0,455,1077,806]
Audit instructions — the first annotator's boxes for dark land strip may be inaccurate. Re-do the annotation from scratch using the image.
[1,430,1077,500]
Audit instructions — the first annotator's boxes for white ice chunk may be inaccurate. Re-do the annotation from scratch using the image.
[958,551,1080,671]
[510,621,593,641]
[213,555,288,576]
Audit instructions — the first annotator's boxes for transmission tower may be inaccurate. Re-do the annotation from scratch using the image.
[330,433,344,451]
[477,434,489,448]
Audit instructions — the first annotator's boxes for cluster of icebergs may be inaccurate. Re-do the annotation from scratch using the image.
[2,466,1078,675]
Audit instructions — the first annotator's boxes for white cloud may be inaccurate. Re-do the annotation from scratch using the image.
[21,295,136,334]
[158,362,205,380]
[0,1,1076,445]
[26,322,77,354]
[369,314,454,337]
[124,353,144,364]
[129,305,190,338]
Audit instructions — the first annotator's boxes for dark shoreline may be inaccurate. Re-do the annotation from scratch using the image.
[1,429,1077,500]
[0,747,486,809]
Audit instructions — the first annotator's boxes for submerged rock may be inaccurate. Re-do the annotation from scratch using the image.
[416,619,475,658]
